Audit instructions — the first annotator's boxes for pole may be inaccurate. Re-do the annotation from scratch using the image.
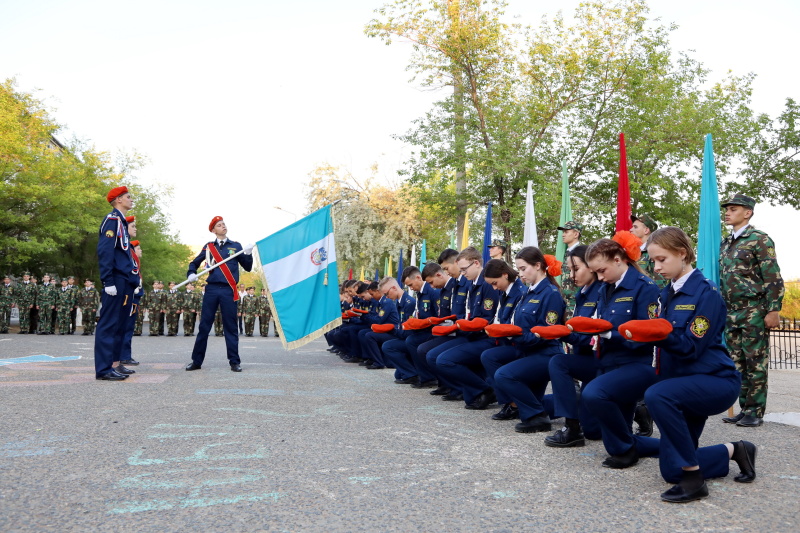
[174,249,246,290]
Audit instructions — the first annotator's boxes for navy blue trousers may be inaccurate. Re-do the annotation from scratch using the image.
[480,345,519,404]
[633,373,740,483]
[345,324,371,359]
[414,336,455,383]
[437,338,496,403]
[384,338,417,380]
[582,363,657,456]
[191,283,240,366]
[361,331,394,368]
[548,353,601,440]
[494,353,554,421]
[94,276,136,377]
[426,337,469,392]
[118,294,141,363]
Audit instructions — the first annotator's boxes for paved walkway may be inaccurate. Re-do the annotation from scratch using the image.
[1,332,798,532]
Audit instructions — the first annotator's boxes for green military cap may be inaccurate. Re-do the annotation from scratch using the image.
[487,239,507,250]
[84,278,93,282]
[557,220,584,232]
[631,213,658,233]
[721,193,756,210]
[22,271,31,276]
[67,275,75,280]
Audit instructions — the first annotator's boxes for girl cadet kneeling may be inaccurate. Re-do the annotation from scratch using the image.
[619,227,755,503]
[578,234,660,468]
[490,247,566,433]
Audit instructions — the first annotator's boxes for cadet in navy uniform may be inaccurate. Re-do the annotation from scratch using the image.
[619,228,756,503]
[580,235,660,468]
[185,216,254,372]
[94,186,140,381]
[353,281,401,368]
[540,245,603,446]
[490,248,565,430]
[360,277,415,370]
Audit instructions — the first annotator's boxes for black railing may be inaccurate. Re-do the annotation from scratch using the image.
[770,319,800,369]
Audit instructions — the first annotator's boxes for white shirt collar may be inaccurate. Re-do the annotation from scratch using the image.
[567,242,580,252]
[528,277,546,292]
[733,225,750,239]
[671,268,695,294]
[614,266,628,289]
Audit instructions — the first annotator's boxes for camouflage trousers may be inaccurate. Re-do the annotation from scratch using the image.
[259,312,271,336]
[243,315,256,336]
[183,312,197,335]
[214,310,223,336]
[18,305,32,332]
[167,312,181,336]
[134,307,144,335]
[82,307,98,334]
[0,304,10,332]
[57,307,71,334]
[149,311,165,335]
[38,307,55,334]
[725,307,770,417]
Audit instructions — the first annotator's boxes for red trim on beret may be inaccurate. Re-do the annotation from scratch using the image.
[209,216,223,232]
[107,186,128,203]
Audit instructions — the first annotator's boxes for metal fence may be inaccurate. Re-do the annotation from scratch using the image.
[770,319,800,369]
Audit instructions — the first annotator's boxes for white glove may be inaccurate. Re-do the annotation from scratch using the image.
[134,287,140,295]
[104,285,118,296]
[187,273,198,283]
[243,243,256,255]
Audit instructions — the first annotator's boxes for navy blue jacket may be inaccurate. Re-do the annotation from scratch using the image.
[437,276,456,317]
[510,279,566,355]
[452,275,471,319]
[563,280,603,355]
[466,270,499,321]
[415,282,440,319]
[496,278,526,324]
[97,208,139,288]
[188,239,253,285]
[655,269,737,379]
[596,264,660,368]
[360,295,398,326]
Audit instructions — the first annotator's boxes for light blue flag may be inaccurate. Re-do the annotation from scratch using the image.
[482,201,493,265]
[257,205,340,349]
[697,134,721,285]
[420,239,427,266]
[396,249,404,287]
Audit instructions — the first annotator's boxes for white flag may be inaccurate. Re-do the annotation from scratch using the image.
[523,181,538,247]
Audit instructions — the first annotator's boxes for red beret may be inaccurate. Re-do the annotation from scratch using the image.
[531,325,572,339]
[456,317,489,332]
[432,324,458,336]
[428,315,457,325]
[485,324,523,337]
[130,240,140,247]
[125,215,135,223]
[209,216,223,232]
[107,186,128,203]
[402,317,433,330]
[566,317,614,334]
[618,319,673,342]
[371,323,395,333]
[351,308,368,314]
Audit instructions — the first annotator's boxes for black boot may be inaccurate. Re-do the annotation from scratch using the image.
[544,419,585,447]
[633,400,653,437]
[661,469,708,503]
[731,440,757,483]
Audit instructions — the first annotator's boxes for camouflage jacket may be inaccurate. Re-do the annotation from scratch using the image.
[165,290,183,312]
[56,287,76,308]
[77,287,100,309]
[637,248,667,288]
[182,290,202,313]
[148,290,166,312]
[15,282,36,306]
[36,283,57,308]
[561,249,578,303]
[258,295,271,316]
[719,225,784,312]
[0,283,13,305]
[240,294,258,315]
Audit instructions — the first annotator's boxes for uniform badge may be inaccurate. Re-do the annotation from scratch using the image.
[105,230,114,238]
[378,309,385,317]
[648,303,658,319]
[690,316,710,338]
[767,246,776,258]
[483,298,493,311]
[229,249,236,256]
[546,311,558,325]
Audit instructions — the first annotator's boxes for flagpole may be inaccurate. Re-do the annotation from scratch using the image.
[174,249,245,290]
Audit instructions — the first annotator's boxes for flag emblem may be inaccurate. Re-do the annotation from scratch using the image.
[310,247,328,266]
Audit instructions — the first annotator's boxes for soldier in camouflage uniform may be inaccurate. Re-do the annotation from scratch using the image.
[67,276,78,334]
[719,194,784,427]
[214,308,224,336]
[35,274,57,335]
[258,288,272,337]
[557,221,583,318]
[239,286,258,336]
[77,278,100,335]
[165,281,183,336]
[182,282,201,336]
[0,275,14,333]
[147,280,166,336]
[15,271,36,334]
[29,274,40,333]
[631,214,667,288]
[134,284,147,336]
[56,278,76,334]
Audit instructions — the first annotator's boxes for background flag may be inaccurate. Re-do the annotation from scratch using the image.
[697,133,721,284]
[461,210,469,249]
[420,239,427,265]
[387,255,392,279]
[616,133,633,232]
[450,231,456,250]
[411,244,417,267]
[359,266,365,281]
[522,181,538,247]
[396,249,404,288]
[256,205,340,349]
[374,268,380,282]
[348,268,352,280]
[555,161,572,280]
[482,201,493,264]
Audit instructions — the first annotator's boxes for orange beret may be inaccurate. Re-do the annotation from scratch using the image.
[130,240,140,247]
[107,186,128,203]
[345,310,359,318]
[351,308,368,314]
[432,324,458,336]
[402,317,432,330]
[566,316,613,334]
[209,216,223,232]
[485,324,523,338]
[371,323,395,333]
[456,317,489,332]
[428,315,457,325]
[125,215,135,223]
[531,325,572,339]
[618,319,673,342]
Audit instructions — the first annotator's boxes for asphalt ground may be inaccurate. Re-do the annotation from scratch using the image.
[1,327,799,532]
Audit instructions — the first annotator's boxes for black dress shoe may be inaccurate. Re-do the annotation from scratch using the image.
[366,364,385,369]
[491,403,520,421]
[430,386,451,396]
[661,481,709,503]
[185,362,202,371]
[515,414,552,433]
[96,373,127,381]
[412,380,438,389]
[545,425,585,447]
[736,414,763,427]
[358,360,372,366]
[231,364,242,372]
[115,365,135,375]
[120,359,139,366]
[602,445,639,469]
[394,377,419,385]
[343,357,363,364]
[441,391,463,401]
[732,440,757,483]
[722,411,745,424]
[465,390,496,410]
[633,401,653,437]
